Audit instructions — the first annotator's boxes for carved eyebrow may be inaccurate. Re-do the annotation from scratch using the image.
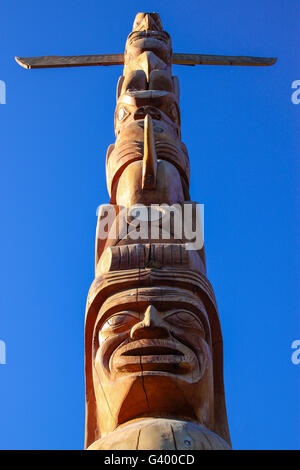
[99,299,207,316]
[99,305,208,326]
[104,311,139,321]
[164,309,201,318]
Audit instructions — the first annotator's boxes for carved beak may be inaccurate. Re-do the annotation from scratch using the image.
[142,114,157,189]
[134,13,162,32]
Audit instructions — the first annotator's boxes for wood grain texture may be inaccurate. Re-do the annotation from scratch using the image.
[15,52,277,69]
[173,53,277,66]
[15,54,124,69]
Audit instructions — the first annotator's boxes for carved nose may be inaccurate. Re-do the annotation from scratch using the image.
[130,305,169,340]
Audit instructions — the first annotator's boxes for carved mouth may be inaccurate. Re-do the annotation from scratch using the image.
[111,339,197,375]
[121,345,183,357]
[128,30,170,46]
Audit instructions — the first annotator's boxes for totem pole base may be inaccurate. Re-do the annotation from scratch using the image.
[87,418,230,450]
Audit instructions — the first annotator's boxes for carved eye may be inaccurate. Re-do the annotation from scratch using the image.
[166,311,205,333]
[98,313,136,346]
[117,107,129,122]
[101,313,135,332]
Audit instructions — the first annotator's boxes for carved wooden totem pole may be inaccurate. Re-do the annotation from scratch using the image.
[85,13,231,450]
[16,11,276,450]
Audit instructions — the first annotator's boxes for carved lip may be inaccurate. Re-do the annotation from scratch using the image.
[121,345,182,356]
[111,339,197,374]
[127,30,170,46]
[118,339,185,357]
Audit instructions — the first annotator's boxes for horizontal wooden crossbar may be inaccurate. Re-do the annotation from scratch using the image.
[15,53,277,69]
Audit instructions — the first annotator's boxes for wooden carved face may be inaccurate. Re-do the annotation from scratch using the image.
[125,13,171,66]
[92,287,214,436]
[114,92,180,137]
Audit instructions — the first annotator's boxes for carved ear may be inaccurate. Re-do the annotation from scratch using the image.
[105,144,115,197]
[142,114,157,189]
[172,76,180,102]
[116,76,124,101]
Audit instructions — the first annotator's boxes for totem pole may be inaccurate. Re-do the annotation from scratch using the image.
[16,12,276,450]
[85,13,230,450]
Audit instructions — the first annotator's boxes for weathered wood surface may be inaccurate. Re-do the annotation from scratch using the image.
[15,53,124,69]
[173,53,277,66]
[15,52,277,69]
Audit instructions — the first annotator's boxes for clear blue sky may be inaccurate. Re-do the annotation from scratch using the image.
[1,0,299,450]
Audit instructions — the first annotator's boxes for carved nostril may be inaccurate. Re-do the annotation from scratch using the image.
[130,323,169,340]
